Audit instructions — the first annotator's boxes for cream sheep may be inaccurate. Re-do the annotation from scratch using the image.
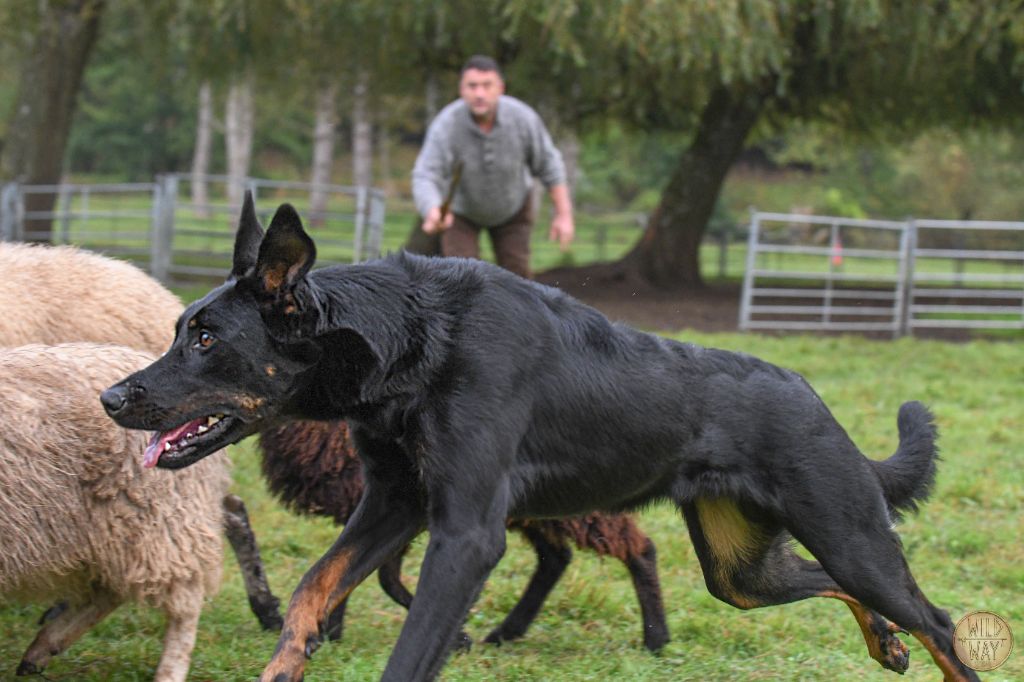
[0,241,283,632]
[0,242,182,351]
[0,343,229,681]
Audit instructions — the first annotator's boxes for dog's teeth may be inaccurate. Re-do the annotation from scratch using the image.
[197,424,208,434]
[164,441,171,452]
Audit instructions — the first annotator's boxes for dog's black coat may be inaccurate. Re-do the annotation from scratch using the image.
[102,197,978,682]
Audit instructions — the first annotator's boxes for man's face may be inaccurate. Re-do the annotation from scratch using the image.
[459,68,505,121]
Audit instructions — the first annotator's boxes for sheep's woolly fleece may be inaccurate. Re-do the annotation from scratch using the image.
[0,242,182,353]
[0,343,229,609]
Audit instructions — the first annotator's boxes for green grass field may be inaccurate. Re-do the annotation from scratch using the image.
[1,331,1020,681]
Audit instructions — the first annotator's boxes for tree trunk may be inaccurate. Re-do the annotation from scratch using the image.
[619,84,769,288]
[377,125,395,196]
[424,69,440,126]
[0,0,104,242]
[557,129,580,197]
[351,71,373,189]
[309,80,339,226]
[225,70,255,209]
[190,80,214,218]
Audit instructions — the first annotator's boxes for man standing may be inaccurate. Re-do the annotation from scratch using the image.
[412,55,575,279]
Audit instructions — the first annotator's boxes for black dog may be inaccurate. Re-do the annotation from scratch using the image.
[102,196,979,682]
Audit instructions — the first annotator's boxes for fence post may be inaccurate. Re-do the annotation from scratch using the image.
[897,219,917,338]
[718,222,731,279]
[352,186,367,263]
[58,186,74,244]
[150,175,177,283]
[366,190,386,258]
[738,208,760,331]
[0,183,18,241]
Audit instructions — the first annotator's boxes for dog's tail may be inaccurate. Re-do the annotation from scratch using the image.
[870,401,940,519]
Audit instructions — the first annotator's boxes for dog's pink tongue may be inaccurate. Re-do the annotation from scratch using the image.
[143,419,205,468]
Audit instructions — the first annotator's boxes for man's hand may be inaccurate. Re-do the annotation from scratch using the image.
[549,212,575,252]
[422,206,455,235]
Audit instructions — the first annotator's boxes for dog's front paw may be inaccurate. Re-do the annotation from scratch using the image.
[260,644,308,682]
[260,670,304,682]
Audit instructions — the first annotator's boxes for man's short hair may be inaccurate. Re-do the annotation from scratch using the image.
[461,55,502,78]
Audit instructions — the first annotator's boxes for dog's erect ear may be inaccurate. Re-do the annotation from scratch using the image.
[255,203,317,295]
[230,191,265,281]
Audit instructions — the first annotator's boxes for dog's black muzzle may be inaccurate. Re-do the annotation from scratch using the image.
[100,385,129,416]
[100,380,152,429]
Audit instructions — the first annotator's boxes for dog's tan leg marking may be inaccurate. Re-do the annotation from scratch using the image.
[694,498,764,609]
[914,632,975,682]
[261,548,355,682]
[819,590,910,673]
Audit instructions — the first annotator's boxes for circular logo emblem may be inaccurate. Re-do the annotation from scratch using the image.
[953,611,1013,671]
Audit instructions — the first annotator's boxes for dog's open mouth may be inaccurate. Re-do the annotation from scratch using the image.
[144,414,239,469]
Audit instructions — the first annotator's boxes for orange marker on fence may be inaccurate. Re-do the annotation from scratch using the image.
[831,236,844,266]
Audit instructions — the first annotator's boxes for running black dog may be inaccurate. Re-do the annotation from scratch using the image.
[102,196,979,682]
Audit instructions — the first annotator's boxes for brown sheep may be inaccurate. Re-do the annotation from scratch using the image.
[0,241,282,631]
[0,343,229,681]
[259,420,669,651]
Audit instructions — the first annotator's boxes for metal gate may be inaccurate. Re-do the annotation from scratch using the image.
[739,212,910,336]
[739,212,1024,336]
[0,175,386,285]
[908,220,1024,332]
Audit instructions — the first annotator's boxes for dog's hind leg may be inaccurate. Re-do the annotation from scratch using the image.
[18,589,122,675]
[483,524,573,646]
[378,545,414,609]
[378,544,475,652]
[379,477,511,681]
[680,499,913,675]
[784,502,980,682]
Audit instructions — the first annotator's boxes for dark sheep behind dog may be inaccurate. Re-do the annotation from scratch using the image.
[258,419,668,651]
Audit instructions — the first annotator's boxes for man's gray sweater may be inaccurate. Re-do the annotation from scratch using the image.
[412,95,566,227]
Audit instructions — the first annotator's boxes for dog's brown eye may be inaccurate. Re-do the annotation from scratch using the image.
[196,330,215,349]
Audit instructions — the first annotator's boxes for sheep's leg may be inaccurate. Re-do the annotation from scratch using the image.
[223,493,283,631]
[624,535,670,652]
[484,525,572,645]
[18,590,121,675]
[154,581,204,682]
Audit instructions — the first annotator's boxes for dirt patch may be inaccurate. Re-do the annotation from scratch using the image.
[535,265,742,333]
[535,265,1007,341]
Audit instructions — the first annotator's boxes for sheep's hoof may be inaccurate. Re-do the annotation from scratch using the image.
[452,631,473,654]
[483,625,523,646]
[16,659,43,676]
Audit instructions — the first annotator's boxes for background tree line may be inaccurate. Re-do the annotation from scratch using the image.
[2,0,1024,289]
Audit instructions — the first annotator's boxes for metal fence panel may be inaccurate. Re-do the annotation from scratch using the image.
[0,176,387,286]
[740,212,1024,336]
[739,212,909,337]
[908,220,1024,331]
[156,174,386,284]
[0,183,160,268]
